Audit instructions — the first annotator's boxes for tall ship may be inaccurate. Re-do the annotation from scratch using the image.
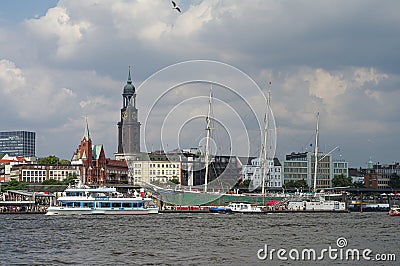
[141,85,280,208]
[142,84,236,206]
[46,185,158,215]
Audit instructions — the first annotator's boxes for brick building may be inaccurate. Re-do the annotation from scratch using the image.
[71,121,129,185]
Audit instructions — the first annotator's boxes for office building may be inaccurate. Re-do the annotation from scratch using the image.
[0,131,35,157]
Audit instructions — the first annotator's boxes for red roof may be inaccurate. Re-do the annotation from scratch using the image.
[0,156,26,164]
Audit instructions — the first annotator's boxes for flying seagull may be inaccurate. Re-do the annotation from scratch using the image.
[172,1,181,13]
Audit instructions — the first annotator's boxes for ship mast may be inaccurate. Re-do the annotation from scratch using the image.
[204,84,213,193]
[313,112,320,193]
[261,91,271,198]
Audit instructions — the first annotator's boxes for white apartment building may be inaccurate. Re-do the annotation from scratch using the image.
[333,161,349,178]
[241,157,282,189]
[131,160,181,184]
[19,165,80,183]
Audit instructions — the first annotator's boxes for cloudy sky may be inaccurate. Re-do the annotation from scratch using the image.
[1,0,399,168]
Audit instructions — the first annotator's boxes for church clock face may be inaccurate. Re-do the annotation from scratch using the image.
[131,112,137,120]
[122,111,127,120]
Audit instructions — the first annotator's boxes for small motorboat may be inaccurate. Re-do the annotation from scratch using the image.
[388,206,400,216]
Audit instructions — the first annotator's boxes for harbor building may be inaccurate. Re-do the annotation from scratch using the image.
[348,161,399,189]
[0,154,79,183]
[129,149,240,188]
[120,149,240,189]
[180,154,240,189]
[237,157,257,182]
[374,162,400,189]
[283,152,349,190]
[358,159,378,188]
[0,131,35,157]
[283,152,308,186]
[333,161,349,178]
[13,164,80,183]
[4,122,129,185]
[348,168,366,185]
[125,151,182,184]
[240,157,283,189]
[71,121,129,185]
[0,154,37,182]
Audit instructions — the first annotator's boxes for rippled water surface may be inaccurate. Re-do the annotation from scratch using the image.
[0,212,398,265]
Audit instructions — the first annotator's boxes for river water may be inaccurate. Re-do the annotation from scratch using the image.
[0,212,398,265]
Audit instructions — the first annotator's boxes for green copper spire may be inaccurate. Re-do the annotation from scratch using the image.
[123,65,135,96]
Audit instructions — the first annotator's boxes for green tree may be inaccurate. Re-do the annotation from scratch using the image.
[240,179,251,188]
[38,155,59,165]
[42,179,63,185]
[62,173,78,185]
[332,174,352,187]
[352,181,364,188]
[42,173,78,186]
[284,179,308,189]
[2,178,28,191]
[59,159,71,165]
[169,178,180,184]
[389,173,400,189]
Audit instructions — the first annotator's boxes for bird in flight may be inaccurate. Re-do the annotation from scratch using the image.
[172,1,181,13]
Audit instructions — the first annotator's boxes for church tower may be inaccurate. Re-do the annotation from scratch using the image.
[117,67,141,154]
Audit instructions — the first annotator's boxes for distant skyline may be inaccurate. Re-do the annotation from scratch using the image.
[0,1,399,168]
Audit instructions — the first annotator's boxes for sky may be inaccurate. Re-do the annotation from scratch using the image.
[0,0,399,168]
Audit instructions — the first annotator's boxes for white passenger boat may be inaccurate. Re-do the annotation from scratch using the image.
[287,193,347,212]
[46,186,158,215]
[227,202,263,213]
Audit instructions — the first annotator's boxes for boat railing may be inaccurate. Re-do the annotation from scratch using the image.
[94,196,110,200]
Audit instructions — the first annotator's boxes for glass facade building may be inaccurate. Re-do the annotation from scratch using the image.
[0,131,36,157]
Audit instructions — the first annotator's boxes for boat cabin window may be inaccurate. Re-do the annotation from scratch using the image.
[131,202,143,208]
[65,202,80,207]
[122,203,131,208]
[99,202,111,208]
[110,202,121,208]
[82,202,94,208]
[66,191,86,197]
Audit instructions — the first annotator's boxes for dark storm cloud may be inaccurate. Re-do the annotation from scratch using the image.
[0,0,399,167]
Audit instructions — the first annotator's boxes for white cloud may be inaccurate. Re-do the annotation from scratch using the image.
[352,67,388,87]
[111,0,172,41]
[174,1,214,36]
[79,96,113,109]
[364,89,383,104]
[25,6,91,59]
[1,59,88,122]
[0,59,26,94]
[0,0,399,166]
[306,68,347,101]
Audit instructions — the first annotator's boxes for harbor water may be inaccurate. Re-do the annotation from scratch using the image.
[0,212,398,265]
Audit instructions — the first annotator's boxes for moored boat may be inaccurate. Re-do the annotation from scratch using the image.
[388,206,400,216]
[209,206,233,213]
[287,193,347,212]
[285,113,348,213]
[227,202,263,213]
[46,185,158,215]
